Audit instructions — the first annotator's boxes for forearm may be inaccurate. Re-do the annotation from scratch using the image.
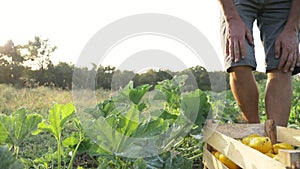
[284,0,300,32]
[218,0,241,22]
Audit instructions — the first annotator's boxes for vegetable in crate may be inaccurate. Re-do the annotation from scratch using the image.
[241,134,295,161]
[213,152,240,169]
[248,137,272,153]
[241,134,260,145]
[242,134,272,153]
[272,142,294,154]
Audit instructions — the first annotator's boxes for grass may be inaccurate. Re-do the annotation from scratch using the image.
[0,84,110,117]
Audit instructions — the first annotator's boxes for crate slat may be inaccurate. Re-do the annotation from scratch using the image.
[208,122,265,139]
[279,149,300,168]
[204,126,286,169]
[277,126,300,147]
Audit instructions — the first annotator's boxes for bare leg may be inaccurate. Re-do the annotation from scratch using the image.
[229,66,260,123]
[265,70,292,127]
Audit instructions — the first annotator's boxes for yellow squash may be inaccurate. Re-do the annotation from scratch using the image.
[247,136,272,153]
[272,142,294,154]
[218,153,240,169]
[242,134,261,145]
[265,151,276,158]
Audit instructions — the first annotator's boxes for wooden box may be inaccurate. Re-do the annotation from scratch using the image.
[203,120,300,169]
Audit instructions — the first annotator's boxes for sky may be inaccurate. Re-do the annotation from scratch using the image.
[0,0,266,72]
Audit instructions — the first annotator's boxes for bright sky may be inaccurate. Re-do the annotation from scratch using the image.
[0,0,266,72]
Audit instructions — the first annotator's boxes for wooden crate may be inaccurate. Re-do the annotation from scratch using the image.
[203,120,300,169]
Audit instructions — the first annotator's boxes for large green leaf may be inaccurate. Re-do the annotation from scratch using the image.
[13,109,43,145]
[181,90,201,122]
[85,116,122,154]
[62,136,78,148]
[86,112,141,155]
[129,84,151,105]
[0,109,42,146]
[34,103,75,140]
[0,115,12,144]
[181,89,211,134]
[0,145,23,169]
[132,118,169,138]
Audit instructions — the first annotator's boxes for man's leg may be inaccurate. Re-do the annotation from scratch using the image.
[265,71,292,127]
[230,66,260,123]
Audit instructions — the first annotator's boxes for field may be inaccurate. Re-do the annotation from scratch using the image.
[0,84,112,116]
[0,76,300,169]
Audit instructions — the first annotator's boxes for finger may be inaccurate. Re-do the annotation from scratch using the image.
[234,39,240,62]
[230,40,235,61]
[240,39,246,59]
[278,49,288,70]
[283,53,294,72]
[290,54,296,71]
[297,52,300,67]
[225,38,229,57]
[296,49,300,67]
[246,28,254,45]
[274,40,280,59]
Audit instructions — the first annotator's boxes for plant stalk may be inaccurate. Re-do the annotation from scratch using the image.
[57,136,61,169]
[67,136,83,169]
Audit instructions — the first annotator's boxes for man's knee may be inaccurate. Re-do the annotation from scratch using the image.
[267,69,292,81]
[229,66,254,79]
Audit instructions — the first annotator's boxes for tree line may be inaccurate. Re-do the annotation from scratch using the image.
[0,37,267,91]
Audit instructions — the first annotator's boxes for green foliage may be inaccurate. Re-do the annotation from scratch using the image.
[0,37,56,87]
[132,118,169,138]
[82,75,210,168]
[209,91,242,124]
[33,103,76,169]
[3,73,299,168]
[181,89,211,134]
[0,145,23,169]
[0,109,42,156]
[288,78,300,129]
[63,118,85,169]
[133,158,147,169]
[34,103,75,140]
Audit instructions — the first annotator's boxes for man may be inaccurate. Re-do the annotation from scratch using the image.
[218,0,300,126]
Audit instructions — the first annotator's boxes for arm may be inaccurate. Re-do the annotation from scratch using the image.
[218,0,253,62]
[275,0,300,72]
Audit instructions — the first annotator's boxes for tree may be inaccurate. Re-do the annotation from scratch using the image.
[0,40,24,86]
[52,62,74,89]
[134,69,157,88]
[96,65,115,89]
[23,36,57,70]
[0,37,57,87]
[182,66,211,91]
[111,70,136,90]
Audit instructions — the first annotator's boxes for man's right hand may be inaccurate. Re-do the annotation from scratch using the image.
[225,18,254,63]
[218,0,254,63]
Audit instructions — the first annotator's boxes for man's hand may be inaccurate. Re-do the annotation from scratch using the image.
[275,29,299,72]
[225,18,254,63]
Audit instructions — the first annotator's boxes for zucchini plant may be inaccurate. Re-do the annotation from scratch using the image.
[0,108,42,157]
[33,103,75,169]
[81,75,210,168]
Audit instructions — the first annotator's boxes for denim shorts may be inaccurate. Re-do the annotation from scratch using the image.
[221,0,300,75]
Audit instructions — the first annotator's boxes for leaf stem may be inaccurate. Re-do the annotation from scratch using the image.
[67,134,83,169]
[57,135,61,169]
